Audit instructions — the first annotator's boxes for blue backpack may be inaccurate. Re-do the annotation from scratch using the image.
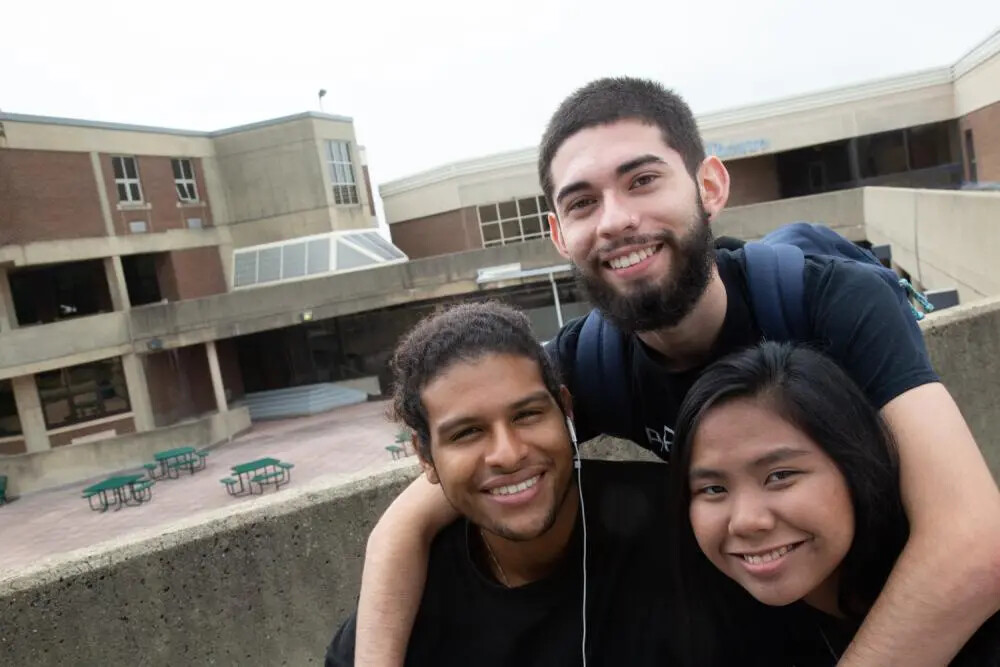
[572,222,933,435]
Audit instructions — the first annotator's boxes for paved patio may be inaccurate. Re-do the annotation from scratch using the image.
[0,400,417,576]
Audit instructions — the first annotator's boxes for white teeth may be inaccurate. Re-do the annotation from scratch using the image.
[489,475,540,496]
[742,544,796,565]
[608,245,658,270]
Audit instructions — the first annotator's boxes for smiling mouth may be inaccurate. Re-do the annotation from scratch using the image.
[736,541,805,565]
[486,474,541,497]
[603,244,663,270]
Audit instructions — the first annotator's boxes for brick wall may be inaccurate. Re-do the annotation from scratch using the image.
[101,155,213,236]
[960,100,1000,183]
[144,346,218,428]
[388,206,481,259]
[0,438,27,455]
[0,149,106,244]
[156,247,227,301]
[725,154,782,207]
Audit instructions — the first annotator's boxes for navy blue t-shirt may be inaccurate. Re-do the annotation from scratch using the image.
[546,248,938,457]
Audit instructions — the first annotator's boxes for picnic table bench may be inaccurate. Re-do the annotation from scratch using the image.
[148,446,209,479]
[82,473,154,512]
[221,457,294,496]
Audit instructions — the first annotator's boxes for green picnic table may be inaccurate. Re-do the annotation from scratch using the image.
[222,457,294,496]
[82,474,154,512]
[150,446,207,479]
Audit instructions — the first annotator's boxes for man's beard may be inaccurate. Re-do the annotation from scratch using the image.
[575,199,714,334]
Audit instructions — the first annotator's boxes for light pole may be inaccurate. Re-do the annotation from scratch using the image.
[318,89,327,112]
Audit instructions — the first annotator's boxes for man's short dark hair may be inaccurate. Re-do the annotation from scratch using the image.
[389,301,564,461]
[538,76,705,208]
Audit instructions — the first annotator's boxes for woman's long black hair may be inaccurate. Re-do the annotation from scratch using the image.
[666,342,910,665]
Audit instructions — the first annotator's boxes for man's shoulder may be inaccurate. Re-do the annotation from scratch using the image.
[580,460,670,540]
[544,314,588,372]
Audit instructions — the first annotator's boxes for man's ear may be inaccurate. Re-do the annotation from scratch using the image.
[559,385,574,421]
[548,212,571,259]
[415,435,440,484]
[696,156,730,222]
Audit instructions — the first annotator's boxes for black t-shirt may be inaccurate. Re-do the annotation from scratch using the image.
[325,461,677,667]
[774,603,1000,666]
[547,248,939,456]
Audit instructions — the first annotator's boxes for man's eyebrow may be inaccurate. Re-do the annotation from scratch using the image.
[554,180,590,207]
[554,154,667,207]
[508,390,552,411]
[615,154,665,176]
[434,391,551,434]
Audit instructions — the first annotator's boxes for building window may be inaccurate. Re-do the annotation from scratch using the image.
[36,358,131,430]
[326,140,359,205]
[477,196,552,247]
[0,379,22,437]
[965,129,978,183]
[172,158,199,202]
[112,156,143,203]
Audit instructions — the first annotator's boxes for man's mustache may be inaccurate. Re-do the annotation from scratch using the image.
[586,231,678,264]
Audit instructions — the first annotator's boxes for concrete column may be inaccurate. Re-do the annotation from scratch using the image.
[12,374,51,452]
[205,340,229,412]
[103,256,131,311]
[91,152,117,237]
[0,267,17,330]
[122,353,155,431]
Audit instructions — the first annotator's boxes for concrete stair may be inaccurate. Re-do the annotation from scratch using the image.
[241,383,368,421]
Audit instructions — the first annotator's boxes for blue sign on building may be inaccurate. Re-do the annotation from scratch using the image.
[705,138,770,159]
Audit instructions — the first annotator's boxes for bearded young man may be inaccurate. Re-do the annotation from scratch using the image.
[353,78,1000,666]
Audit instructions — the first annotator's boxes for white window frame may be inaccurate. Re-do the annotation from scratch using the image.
[172,158,199,202]
[326,140,359,206]
[112,156,143,203]
[477,195,552,248]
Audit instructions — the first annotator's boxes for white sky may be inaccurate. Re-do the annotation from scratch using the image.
[4,0,999,199]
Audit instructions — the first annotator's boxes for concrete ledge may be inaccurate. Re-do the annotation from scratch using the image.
[0,461,421,666]
[920,295,1000,480]
[0,407,251,497]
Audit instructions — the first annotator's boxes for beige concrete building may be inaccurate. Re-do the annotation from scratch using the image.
[0,110,379,461]
[381,28,1000,260]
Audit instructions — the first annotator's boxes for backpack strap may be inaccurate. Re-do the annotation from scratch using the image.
[574,309,630,434]
[743,242,810,342]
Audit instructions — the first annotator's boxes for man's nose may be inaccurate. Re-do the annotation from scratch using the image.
[727,491,776,537]
[484,425,528,469]
[595,190,638,240]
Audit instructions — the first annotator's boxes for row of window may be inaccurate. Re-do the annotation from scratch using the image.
[476,195,552,247]
[111,140,361,208]
[0,358,131,436]
[112,156,199,205]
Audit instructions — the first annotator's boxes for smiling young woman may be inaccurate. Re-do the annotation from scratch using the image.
[666,342,1000,666]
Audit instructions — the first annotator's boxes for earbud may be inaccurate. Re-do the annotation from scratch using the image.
[566,416,578,446]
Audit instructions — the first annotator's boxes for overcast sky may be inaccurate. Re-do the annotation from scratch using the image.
[4,0,999,197]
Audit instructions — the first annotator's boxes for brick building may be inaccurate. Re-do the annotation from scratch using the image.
[381,29,1000,259]
[0,111,379,455]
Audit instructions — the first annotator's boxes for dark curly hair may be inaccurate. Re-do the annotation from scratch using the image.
[538,76,705,209]
[388,301,564,462]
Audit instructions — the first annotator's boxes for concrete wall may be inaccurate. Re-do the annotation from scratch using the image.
[1,298,997,667]
[863,187,1000,302]
[714,188,867,241]
[0,407,250,497]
